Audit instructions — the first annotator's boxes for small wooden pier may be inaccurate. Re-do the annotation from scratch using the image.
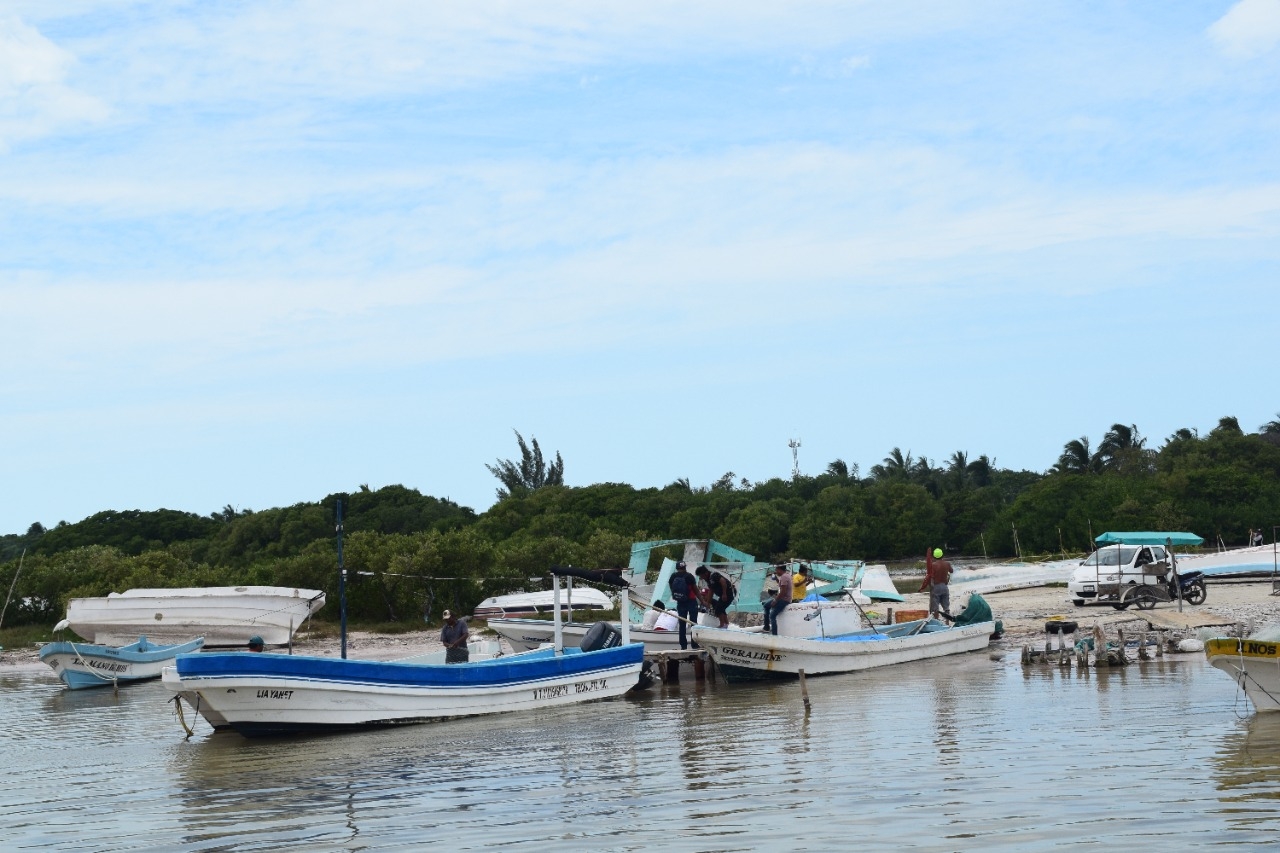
[645,649,713,683]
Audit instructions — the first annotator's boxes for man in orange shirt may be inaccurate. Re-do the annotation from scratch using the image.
[919,548,953,621]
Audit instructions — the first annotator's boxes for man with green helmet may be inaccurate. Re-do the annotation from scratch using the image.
[919,547,953,621]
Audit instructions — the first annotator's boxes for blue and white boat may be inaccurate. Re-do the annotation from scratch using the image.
[692,594,998,683]
[164,637,644,737]
[39,635,205,690]
[163,504,648,737]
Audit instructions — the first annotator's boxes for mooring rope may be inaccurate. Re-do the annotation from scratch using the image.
[171,695,196,738]
[1229,638,1280,718]
[68,642,119,683]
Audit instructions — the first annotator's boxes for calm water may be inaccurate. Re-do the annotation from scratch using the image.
[2,651,1278,852]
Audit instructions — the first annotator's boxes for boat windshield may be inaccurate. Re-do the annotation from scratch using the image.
[1081,547,1137,567]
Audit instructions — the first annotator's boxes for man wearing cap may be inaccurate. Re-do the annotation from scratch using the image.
[668,561,699,649]
[441,610,470,664]
[920,548,953,621]
[247,635,265,652]
[762,564,793,635]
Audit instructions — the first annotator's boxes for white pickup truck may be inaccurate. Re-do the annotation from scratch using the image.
[1069,544,1172,606]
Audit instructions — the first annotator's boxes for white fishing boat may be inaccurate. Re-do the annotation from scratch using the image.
[162,514,648,737]
[164,636,643,737]
[1205,636,1280,712]
[473,587,613,619]
[692,594,996,682]
[166,639,504,731]
[65,586,326,647]
[40,634,205,689]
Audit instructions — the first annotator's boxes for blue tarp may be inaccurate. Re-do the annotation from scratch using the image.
[1095,531,1204,547]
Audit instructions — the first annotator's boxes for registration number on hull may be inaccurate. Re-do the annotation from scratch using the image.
[533,678,610,701]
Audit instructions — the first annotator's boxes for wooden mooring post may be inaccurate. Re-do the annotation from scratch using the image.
[798,668,811,711]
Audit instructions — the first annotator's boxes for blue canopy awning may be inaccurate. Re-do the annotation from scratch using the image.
[1095,531,1204,547]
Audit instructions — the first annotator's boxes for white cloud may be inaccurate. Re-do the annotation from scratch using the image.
[0,15,108,148]
[1209,0,1280,58]
[11,1,996,109]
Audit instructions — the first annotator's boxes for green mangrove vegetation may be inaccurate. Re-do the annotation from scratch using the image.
[2,416,1278,633]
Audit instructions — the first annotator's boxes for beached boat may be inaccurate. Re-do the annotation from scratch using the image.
[691,594,996,682]
[65,586,326,647]
[39,635,205,690]
[1205,636,1280,712]
[473,587,613,619]
[1176,544,1280,579]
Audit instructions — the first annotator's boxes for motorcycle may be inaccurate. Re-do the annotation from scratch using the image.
[1112,568,1207,610]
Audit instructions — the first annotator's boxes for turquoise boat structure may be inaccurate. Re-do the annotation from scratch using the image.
[620,538,903,625]
[39,635,206,690]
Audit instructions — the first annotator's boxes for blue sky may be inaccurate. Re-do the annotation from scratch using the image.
[2,1,1279,534]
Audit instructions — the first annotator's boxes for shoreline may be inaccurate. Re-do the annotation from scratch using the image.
[5,580,1279,673]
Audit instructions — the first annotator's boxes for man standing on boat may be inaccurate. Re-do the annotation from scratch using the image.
[669,562,699,649]
[441,610,470,664]
[762,564,793,635]
[696,565,736,628]
[920,548,953,621]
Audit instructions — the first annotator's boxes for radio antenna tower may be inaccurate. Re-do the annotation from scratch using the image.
[788,438,802,478]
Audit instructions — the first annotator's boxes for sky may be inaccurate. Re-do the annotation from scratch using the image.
[2,1,1279,535]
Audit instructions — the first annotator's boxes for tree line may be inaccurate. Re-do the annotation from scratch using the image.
[2,414,1277,629]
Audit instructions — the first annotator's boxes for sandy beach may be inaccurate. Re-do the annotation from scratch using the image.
[5,579,1279,671]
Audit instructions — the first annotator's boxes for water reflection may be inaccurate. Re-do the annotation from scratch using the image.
[6,653,1280,851]
[1215,714,1280,792]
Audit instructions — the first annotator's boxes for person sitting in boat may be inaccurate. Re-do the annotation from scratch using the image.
[695,566,736,628]
[650,603,680,632]
[1253,529,1265,547]
[792,565,811,600]
[642,600,668,630]
[441,610,470,664]
[247,635,265,652]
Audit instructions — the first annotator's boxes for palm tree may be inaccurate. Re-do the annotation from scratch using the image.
[1053,436,1101,474]
[1097,423,1151,473]
[870,447,912,481]
[825,459,850,479]
[1211,416,1243,436]
[1260,414,1280,446]
[968,454,993,487]
[485,430,565,500]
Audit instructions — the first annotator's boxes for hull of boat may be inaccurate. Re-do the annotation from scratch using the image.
[165,643,646,736]
[163,639,508,731]
[472,588,613,619]
[692,621,995,682]
[40,637,206,689]
[66,586,326,646]
[1177,546,1280,579]
[1206,637,1280,712]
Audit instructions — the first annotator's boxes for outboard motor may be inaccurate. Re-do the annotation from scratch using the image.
[579,622,622,652]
